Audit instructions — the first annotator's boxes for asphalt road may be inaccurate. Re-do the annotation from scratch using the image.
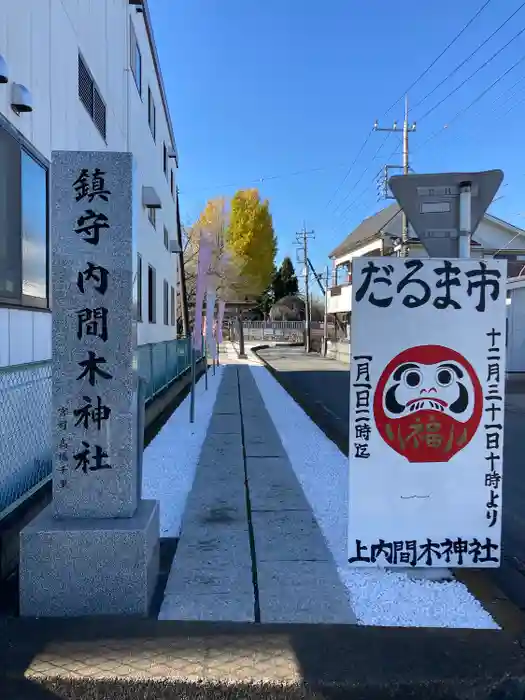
[257,346,351,450]
[257,345,525,612]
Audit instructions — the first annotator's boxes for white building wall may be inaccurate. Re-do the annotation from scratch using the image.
[333,240,382,271]
[0,0,178,366]
[507,286,525,373]
[128,10,178,345]
[476,218,525,254]
[327,285,352,314]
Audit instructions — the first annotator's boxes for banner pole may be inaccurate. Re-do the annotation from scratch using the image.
[189,343,196,423]
[204,339,208,390]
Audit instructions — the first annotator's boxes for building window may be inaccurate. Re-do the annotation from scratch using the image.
[130,20,142,95]
[78,54,107,140]
[147,206,156,228]
[170,170,175,198]
[335,262,350,285]
[148,264,156,323]
[163,279,169,325]
[148,87,156,141]
[136,253,143,322]
[170,285,175,326]
[0,126,49,310]
[163,226,169,250]
[21,151,48,303]
[163,143,168,177]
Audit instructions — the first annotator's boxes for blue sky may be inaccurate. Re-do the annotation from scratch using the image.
[150,0,525,275]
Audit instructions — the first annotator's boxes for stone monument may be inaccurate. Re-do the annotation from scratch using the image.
[19,151,160,617]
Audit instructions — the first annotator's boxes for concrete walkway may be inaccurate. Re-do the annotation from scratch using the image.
[159,364,356,624]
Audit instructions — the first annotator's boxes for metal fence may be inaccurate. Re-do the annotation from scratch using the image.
[0,361,52,514]
[234,321,306,343]
[136,337,199,404]
[0,338,197,516]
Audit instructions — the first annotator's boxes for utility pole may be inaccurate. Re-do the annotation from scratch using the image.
[295,226,315,353]
[175,187,190,337]
[323,266,329,356]
[374,95,416,257]
[305,257,329,355]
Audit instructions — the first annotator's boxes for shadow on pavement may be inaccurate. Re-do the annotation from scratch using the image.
[1,619,525,699]
[256,365,350,455]
[255,347,525,618]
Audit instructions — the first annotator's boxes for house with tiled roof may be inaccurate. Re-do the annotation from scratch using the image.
[326,204,525,318]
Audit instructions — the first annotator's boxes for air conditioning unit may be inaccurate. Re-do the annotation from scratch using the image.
[169,239,181,254]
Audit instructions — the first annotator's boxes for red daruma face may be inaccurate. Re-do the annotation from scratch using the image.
[373,345,483,463]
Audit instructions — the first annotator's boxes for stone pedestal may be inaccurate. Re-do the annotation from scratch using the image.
[19,151,160,618]
[20,500,159,617]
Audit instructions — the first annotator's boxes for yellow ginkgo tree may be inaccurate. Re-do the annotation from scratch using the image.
[227,189,277,298]
[184,189,277,316]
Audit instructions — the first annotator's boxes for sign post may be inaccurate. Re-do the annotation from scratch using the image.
[348,256,507,571]
[351,169,508,577]
[388,170,503,258]
[459,183,472,258]
[20,151,160,616]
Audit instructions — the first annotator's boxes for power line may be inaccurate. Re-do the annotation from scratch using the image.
[412,1,525,112]
[177,162,349,196]
[430,73,525,155]
[500,91,525,117]
[419,71,525,150]
[323,129,373,212]
[409,74,522,211]
[417,23,525,123]
[324,0,493,222]
[454,73,525,128]
[377,207,404,251]
[339,168,384,219]
[331,133,392,217]
[384,0,494,115]
[329,168,387,236]
[340,205,404,258]
[336,142,401,229]
[485,72,525,111]
[413,50,525,155]
[492,229,525,256]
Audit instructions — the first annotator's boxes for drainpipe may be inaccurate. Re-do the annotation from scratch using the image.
[176,188,190,337]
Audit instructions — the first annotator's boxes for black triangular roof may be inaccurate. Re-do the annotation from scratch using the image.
[328,203,483,258]
[329,204,401,259]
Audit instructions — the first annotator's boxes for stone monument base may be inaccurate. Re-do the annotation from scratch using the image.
[19,499,159,617]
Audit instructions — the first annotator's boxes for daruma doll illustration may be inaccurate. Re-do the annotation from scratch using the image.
[373,344,483,463]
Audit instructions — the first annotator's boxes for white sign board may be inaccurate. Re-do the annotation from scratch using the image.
[348,257,507,568]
